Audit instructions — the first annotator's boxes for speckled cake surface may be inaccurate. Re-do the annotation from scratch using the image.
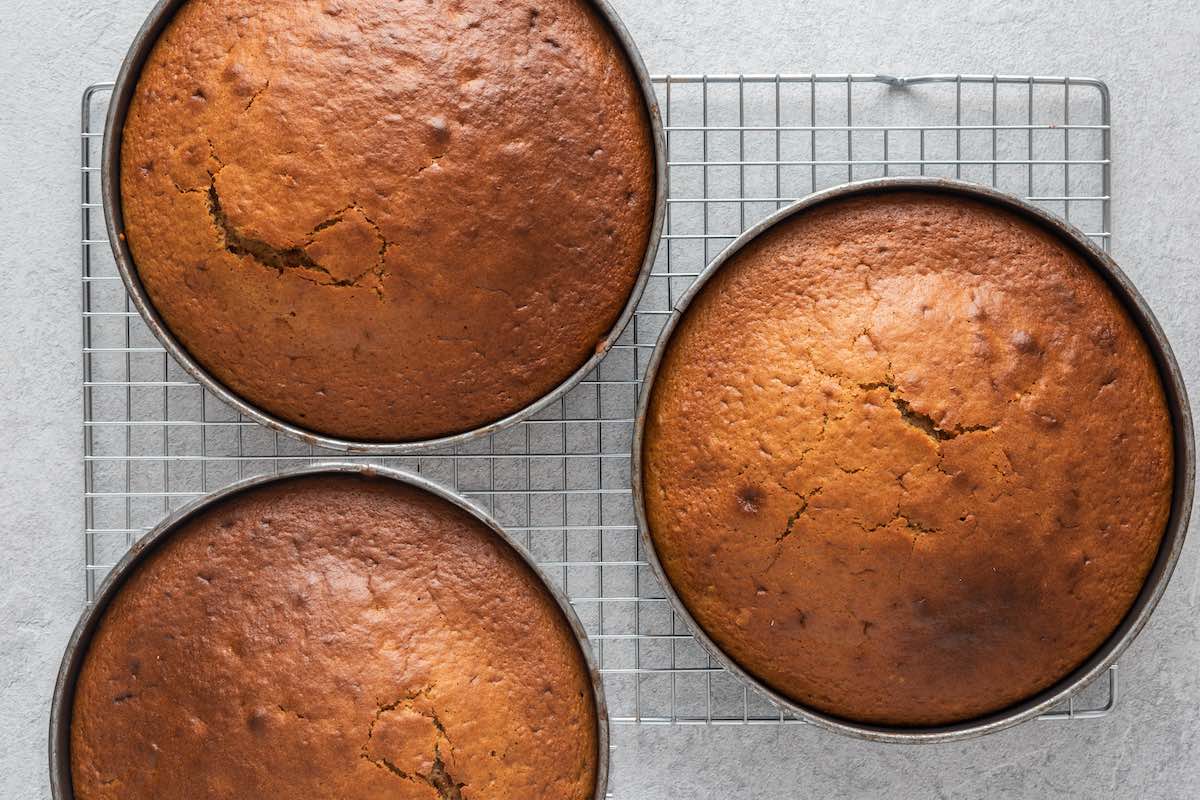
[71,475,599,798]
[121,0,655,442]
[642,190,1174,726]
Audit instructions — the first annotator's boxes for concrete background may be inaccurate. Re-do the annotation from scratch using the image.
[1,0,1197,797]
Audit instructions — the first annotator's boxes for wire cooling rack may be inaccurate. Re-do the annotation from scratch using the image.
[81,73,1118,726]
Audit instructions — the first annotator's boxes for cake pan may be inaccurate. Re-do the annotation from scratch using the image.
[102,0,666,454]
[50,464,610,799]
[632,176,1195,743]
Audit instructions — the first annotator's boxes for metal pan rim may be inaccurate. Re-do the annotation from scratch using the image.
[50,463,611,798]
[100,0,667,454]
[631,175,1195,743]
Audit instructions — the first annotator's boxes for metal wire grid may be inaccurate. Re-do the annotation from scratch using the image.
[81,73,1118,726]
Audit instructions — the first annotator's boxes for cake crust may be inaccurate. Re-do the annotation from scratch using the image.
[642,190,1174,726]
[121,0,655,442]
[70,475,599,798]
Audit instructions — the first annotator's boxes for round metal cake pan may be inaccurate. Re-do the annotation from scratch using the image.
[102,0,666,455]
[631,176,1195,743]
[49,464,610,799]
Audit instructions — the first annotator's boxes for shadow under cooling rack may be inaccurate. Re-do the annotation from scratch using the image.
[81,73,1116,724]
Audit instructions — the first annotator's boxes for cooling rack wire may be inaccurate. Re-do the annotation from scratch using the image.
[81,74,1119,730]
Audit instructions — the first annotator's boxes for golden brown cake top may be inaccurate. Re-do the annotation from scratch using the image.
[121,0,655,442]
[71,475,598,799]
[642,190,1174,727]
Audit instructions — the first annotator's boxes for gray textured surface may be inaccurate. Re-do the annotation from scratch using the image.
[1,0,1197,798]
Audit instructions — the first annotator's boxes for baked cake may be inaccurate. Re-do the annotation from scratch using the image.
[641,189,1174,726]
[120,0,655,442]
[71,474,599,798]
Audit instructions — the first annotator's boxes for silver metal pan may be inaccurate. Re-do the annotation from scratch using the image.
[101,0,666,454]
[50,463,610,798]
[632,176,1195,743]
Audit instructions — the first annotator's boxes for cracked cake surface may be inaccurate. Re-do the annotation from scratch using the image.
[641,190,1174,726]
[70,475,599,798]
[120,0,655,442]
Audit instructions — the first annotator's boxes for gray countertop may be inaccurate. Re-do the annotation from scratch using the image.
[1,1,1197,797]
